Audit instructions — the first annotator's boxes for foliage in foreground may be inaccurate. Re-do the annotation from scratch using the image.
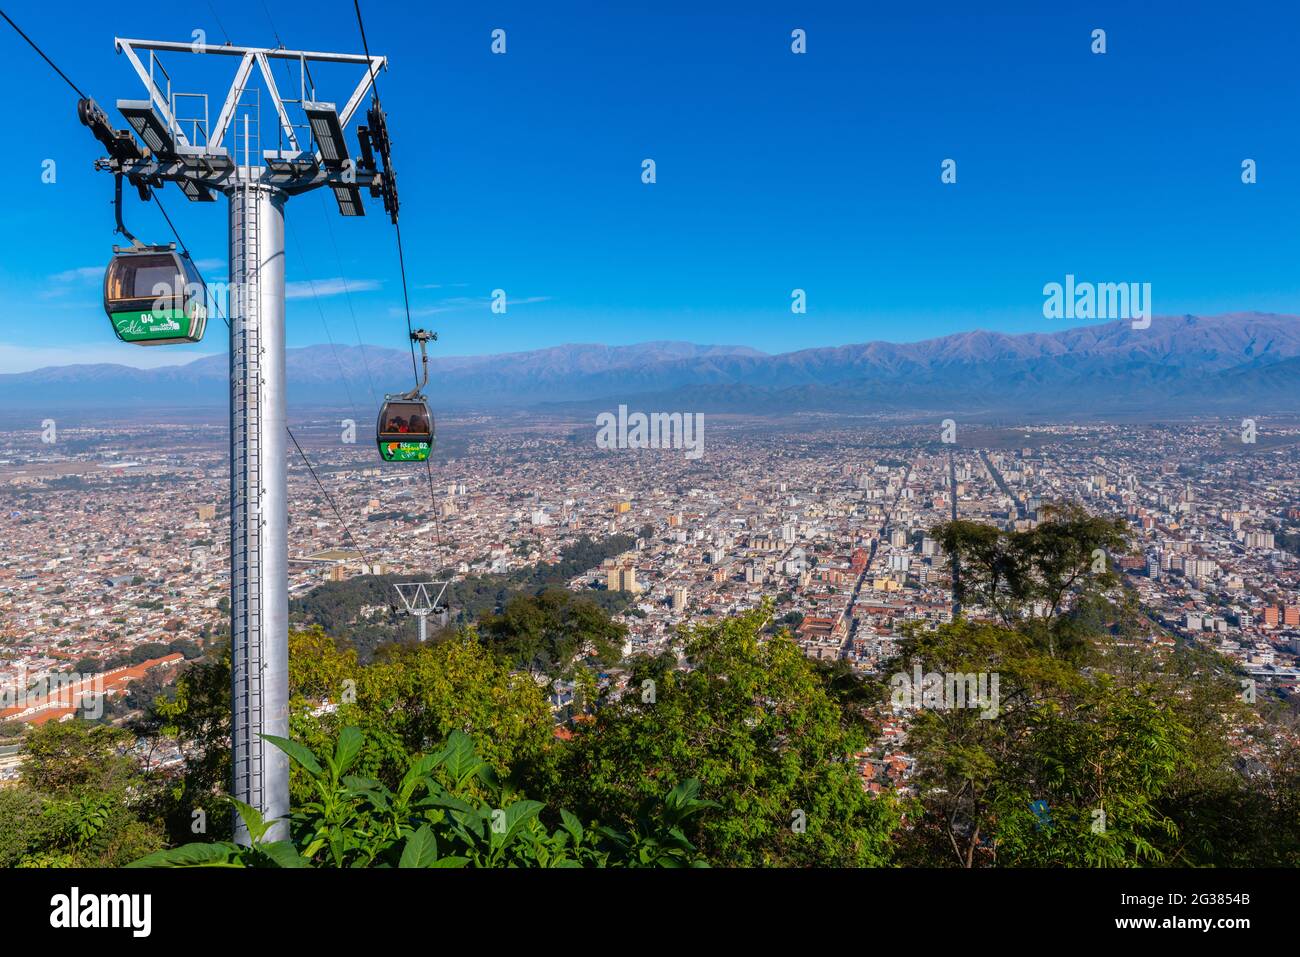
[548,604,901,867]
[0,722,162,868]
[130,726,713,868]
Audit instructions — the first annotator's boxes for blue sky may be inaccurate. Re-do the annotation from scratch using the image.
[2,0,1298,372]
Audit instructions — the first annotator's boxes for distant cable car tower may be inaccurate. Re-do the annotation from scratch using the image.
[78,37,397,843]
[393,581,450,643]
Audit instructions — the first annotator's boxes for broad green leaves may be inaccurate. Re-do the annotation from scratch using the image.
[262,734,323,776]
[127,841,242,868]
[130,726,708,868]
[398,825,439,868]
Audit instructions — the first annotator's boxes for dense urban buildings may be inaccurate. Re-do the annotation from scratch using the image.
[3,413,1297,793]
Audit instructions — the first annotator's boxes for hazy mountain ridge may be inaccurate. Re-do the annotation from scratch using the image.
[3,314,1298,415]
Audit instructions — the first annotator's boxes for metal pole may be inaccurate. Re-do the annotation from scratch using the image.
[81,35,389,850]
[229,171,289,845]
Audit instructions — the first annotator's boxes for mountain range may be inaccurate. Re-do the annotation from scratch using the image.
[3,314,1298,418]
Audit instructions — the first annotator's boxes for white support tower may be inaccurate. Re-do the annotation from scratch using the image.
[228,179,288,838]
[80,37,394,844]
[393,581,451,643]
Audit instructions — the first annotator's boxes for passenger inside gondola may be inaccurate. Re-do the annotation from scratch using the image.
[380,402,428,436]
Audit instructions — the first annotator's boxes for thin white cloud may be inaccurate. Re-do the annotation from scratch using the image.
[396,295,552,318]
[285,277,382,300]
[40,266,102,301]
[49,266,102,283]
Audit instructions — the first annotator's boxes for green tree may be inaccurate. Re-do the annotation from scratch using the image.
[10,721,163,867]
[551,603,898,866]
[0,787,49,867]
[891,618,1185,867]
[20,721,137,794]
[143,644,233,843]
[1094,598,1300,866]
[934,502,1130,657]
[291,631,554,802]
[478,588,627,675]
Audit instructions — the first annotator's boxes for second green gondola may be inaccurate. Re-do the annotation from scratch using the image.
[376,397,434,462]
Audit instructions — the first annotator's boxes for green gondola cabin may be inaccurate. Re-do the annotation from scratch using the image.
[103,245,208,345]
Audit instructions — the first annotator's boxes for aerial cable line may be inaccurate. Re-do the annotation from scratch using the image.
[351,0,419,386]
[255,0,299,98]
[152,193,227,330]
[318,191,380,408]
[393,221,421,386]
[287,427,378,570]
[259,0,287,50]
[352,0,443,551]
[204,1,233,46]
[152,194,190,254]
[353,0,381,96]
[0,8,86,97]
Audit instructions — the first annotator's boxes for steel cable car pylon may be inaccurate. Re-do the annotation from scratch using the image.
[377,329,436,462]
[393,579,450,642]
[77,37,390,845]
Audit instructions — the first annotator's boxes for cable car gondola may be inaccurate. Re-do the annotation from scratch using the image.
[103,243,208,345]
[377,329,436,462]
[377,397,433,462]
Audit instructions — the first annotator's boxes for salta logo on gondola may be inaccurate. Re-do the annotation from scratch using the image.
[381,441,431,462]
[112,312,182,337]
[49,887,151,937]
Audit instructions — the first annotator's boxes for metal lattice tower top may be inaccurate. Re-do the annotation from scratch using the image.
[86,37,392,211]
[394,581,450,642]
